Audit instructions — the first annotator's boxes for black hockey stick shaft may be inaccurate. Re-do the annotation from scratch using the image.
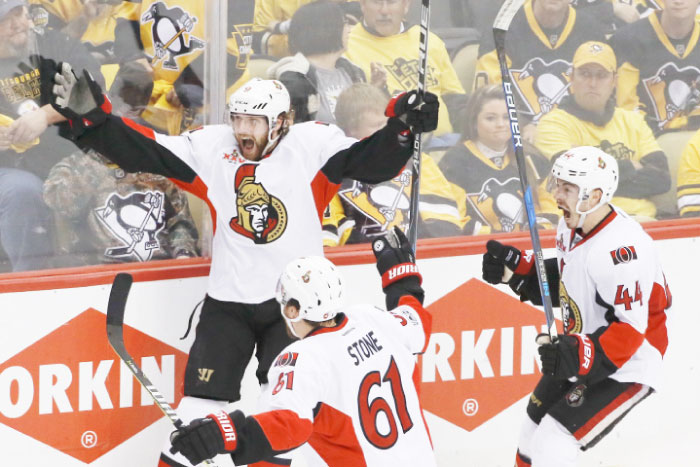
[493,0,558,339]
[106,273,220,466]
[407,0,430,253]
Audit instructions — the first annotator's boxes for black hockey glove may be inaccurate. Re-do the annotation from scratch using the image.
[51,62,111,139]
[385,90,439,134]
[170,410,240,465]
[482,240,533,296]
[537,333,594,380]
[372,226,424,309]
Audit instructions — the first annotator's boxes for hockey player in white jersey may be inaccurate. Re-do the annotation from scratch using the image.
[482,146,672,467]
[168,227,436,467]
[50,64,439,466]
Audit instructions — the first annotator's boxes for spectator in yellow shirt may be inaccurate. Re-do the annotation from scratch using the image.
[677,128,700,216]
[345,0,467,138]
[536,41,671,220]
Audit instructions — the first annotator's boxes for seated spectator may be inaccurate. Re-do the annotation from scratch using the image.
[323,83,463,245]
[612,0,700,134]
[474,0,605,142]
[641,0,700,20]
[438,85,558,235]
[345,0,467,138]
[536,41,671,221]
[43,61,199,266]
[0,0,103,272]
[268,1,368,124]
[677,128,700,216]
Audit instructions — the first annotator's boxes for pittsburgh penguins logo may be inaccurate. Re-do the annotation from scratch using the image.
[338,169,412,237]
[95,191,166,262]
[598,140,635,161]
[642,62,700,130]
[467,177,524,233]
[141,2,205,70]
[385,57,438,91]
[229,164,287,244]
[509,58,572,121]
[559,281,582,334]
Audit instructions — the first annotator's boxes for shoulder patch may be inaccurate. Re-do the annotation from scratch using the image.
[273,351,299,368]
[610,246,637,265]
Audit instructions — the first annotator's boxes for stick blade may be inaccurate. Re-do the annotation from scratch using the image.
[107,273,133,328]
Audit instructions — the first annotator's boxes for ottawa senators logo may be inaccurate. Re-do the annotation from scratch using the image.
[508,58,572,122]
[141,2,205,70]
[467,177,525,233]
[229,164,287,244]
[610,245,638,265]
[559,281,582,334]
[641,62,700,130]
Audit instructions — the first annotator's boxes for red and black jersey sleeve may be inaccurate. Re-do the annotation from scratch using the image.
[75,115,198,183]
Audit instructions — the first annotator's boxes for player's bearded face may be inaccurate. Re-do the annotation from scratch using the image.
[476,99,510,152]
[232,114,270,160]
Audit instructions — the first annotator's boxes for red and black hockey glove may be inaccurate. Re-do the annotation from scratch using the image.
[170,410,239,465]
[537,333,598,380]
[385,90,439,134]
[372,226,424,309]
[482,240,534,296]
[51,62,112,139]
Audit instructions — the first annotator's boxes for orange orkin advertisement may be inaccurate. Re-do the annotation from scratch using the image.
[0,308,188,463]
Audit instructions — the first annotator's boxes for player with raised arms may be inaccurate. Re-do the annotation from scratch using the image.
[482,146,672,466]
[49,63,438,466]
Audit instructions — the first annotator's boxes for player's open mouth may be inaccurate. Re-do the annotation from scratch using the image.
[241,138,255,151]
[559,206,571,220]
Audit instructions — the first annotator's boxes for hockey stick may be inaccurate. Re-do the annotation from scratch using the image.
[106,273,220,467]
[493,0,558,340]
[406,0,430,253]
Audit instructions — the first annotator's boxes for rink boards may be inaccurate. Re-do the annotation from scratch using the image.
[0,224,698,467]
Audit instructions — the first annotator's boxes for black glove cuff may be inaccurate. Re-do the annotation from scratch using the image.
[385,276,424,310]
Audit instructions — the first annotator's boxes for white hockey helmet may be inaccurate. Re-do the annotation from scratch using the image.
[228,78,290,154]
[275,256,344,324]
[550,146,619,216]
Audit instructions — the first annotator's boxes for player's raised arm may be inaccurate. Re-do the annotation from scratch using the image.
[50,63,199,182]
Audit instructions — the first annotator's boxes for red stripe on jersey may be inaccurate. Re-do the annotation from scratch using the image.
[573,383,644,440]
[252,410,313,452]
[100,94,113,114]
[309,402,367,467]
[249,461,291,467]
[311,171,341,222]
[570,210,617,251]
[307,314,349,337]
[598,322,645,369]
[171,176,218,234]
[121,116,155,139]
[646,282,670,356]
[398,295,432,354]
[516,450,532,466]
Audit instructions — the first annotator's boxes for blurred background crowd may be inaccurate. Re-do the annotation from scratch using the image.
[1,0,700,274]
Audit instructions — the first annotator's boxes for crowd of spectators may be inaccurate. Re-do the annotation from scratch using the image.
[1,0,700,273]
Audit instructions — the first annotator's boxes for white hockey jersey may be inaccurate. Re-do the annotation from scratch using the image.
[75,114,413,304]
[153,122,355,302]
[251,296,436,467]
[554,206,671,390]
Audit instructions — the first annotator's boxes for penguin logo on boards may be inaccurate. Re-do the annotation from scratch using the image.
[141,2,205,70]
